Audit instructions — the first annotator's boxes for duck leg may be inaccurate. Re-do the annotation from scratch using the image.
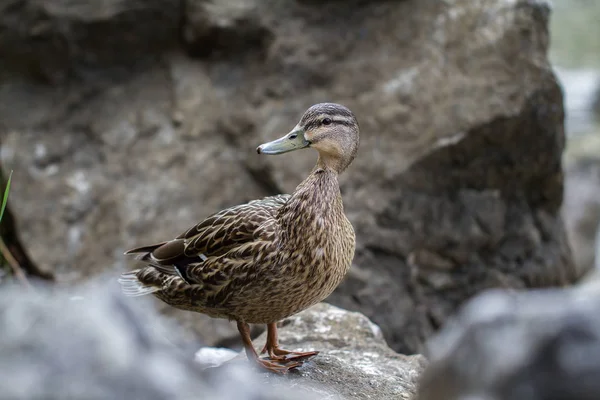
[236,321,301,374]
[260,322,319,362]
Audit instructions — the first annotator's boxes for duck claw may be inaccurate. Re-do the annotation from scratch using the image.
[254,357,302,374]
[264,348,320,363]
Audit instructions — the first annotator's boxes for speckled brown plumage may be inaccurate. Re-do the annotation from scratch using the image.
[118,103,359,374]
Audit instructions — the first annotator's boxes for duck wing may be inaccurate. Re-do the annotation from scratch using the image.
[176,194,289,258]
[119,194,289,296]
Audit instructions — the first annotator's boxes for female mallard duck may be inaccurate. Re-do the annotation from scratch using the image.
[118,103,359,374]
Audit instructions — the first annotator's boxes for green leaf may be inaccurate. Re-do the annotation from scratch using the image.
[0,170,13,223]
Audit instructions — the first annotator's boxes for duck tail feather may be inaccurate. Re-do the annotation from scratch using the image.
[117,271,161,297]
[124,242,167,256]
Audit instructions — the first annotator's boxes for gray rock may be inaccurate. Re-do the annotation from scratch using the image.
[197,303,426,400]
[0,279,213,400]
[0,0,577,353]
[182,0,274,59]
[418,286,600,400]
[0,0,181,83]
[0,278,423,400]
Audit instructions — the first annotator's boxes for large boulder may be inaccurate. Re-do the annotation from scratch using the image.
[0,0,577,353]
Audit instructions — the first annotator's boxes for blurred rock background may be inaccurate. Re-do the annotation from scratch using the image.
[0,0,599,398]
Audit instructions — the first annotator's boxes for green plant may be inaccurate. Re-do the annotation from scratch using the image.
[0,170,12,223]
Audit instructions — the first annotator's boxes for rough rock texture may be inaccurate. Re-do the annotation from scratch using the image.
[0,0,181,83]
[418,285,600,400]
[0,0,577,352]
[197,303,426,400]
[0,280,423,400]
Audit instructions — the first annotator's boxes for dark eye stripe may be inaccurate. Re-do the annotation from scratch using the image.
[304,118,353,130]
[332,119,354,127]
[299,103,356,127]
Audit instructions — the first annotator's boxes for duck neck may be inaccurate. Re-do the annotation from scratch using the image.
[315,154,348,175]
[278,168,344,239]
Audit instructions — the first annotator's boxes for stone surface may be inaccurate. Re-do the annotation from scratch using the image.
[0,0,181,83]
[0,0,577,353]
[418,285,600,400]
[198,303,426,400]
[0,279,423,400]
[182,0,274,59]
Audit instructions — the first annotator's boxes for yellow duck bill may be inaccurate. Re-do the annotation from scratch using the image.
[256,126,310,155]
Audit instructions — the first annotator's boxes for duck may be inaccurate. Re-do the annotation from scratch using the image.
[118,103,359,374]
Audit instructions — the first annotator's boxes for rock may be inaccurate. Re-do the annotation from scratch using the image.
[0,0,181,83]
[198,303,426,400]
[0,279,423,400]
[182,0,274,59]
[195,347,238,368]
[0,0,577,353]
[418,286,600,400]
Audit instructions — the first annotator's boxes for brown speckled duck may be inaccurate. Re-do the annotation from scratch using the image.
[118,103,359,374]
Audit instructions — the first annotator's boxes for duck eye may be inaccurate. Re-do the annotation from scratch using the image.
[322,118,332,125]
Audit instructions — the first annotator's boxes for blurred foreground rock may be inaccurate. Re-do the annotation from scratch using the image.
[0,280,423,400]
[418,284,600,400]
[0,0,577,353]
[1,281,204,400]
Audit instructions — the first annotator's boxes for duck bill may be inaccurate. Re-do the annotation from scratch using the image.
[256,127,310,155]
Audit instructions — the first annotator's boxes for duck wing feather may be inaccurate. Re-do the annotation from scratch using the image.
[120,194,290,297]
